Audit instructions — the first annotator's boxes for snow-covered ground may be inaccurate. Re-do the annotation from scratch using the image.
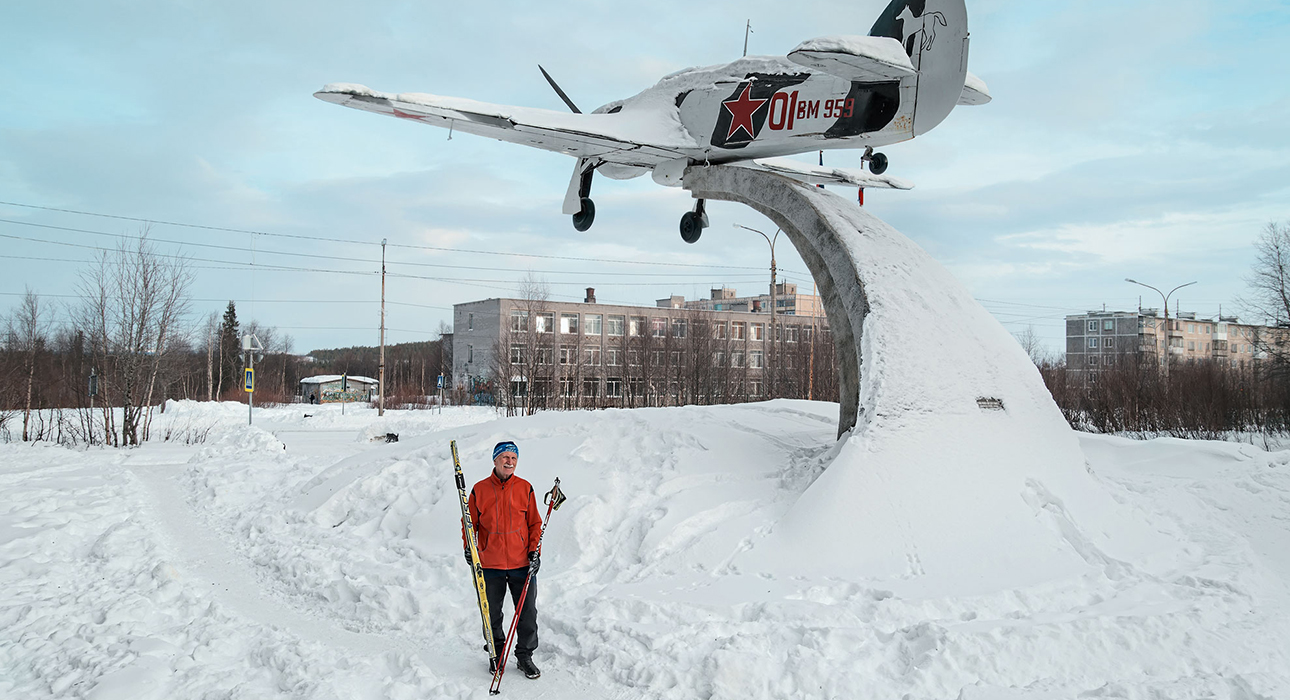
[3,399,1289,699]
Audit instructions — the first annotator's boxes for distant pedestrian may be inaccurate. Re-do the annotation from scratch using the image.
[462,440,543,679]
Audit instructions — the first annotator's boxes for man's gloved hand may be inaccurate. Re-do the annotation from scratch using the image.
[464,551,473,567]
[528,550,541,574]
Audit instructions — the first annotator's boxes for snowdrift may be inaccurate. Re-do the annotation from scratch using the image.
[734,186,1180,593]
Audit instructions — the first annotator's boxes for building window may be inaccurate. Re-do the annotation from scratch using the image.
[1188,323,1195,333]
[536,312,554,334]
[561,377,576,397]
[1087,338,1098,349]
[1088,355,1099,366]
[650,350,663,366]
[560,345,576,365]
[713,351,725,366]
[1205,342,1210,352]
[630,316,647,336]
[652,318,667,337]
[467,345,474,363]
[560,313,579,334]
[606,377,623,398]
[713,322,727,339]
[786,325,799,343]
[606,348,621,366]
[731,351,745,368]
[749,350,764,368]
[1104,337,1114,347]
[583,378,600,398]
[670,351,682,367]
[468,313,474,331]
[607,315,625,336]
[536,347,553,365]
[511,310,529,332]
[585,314,603,336]
[750,323,764,341]
[628,350,642,366]
[584,346,602,366]
[749,379,763,396]
[672,318,687,339]
[1188,341,1195,351]
[510,344,525,364]
[1103,319,1113,331]
[1087,320,1097,332]
[731,322,746,340]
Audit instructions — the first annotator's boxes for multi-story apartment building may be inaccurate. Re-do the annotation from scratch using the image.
[675,283,826,317]
[1066,308,1268,382]
[452,287,833,409]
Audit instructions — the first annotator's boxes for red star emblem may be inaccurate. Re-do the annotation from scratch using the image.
[721,84,767,141]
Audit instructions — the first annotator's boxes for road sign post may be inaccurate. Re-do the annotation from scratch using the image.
[242,334,264,425]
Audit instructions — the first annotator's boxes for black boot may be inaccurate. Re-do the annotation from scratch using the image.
[489,656,499,675]
[516,656,541,679]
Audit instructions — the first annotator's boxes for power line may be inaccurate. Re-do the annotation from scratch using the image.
[0,247,763,287]
[0,217,766,278]
[0,199,771,270]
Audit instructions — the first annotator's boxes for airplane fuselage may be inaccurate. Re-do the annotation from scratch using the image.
[595,56,916,175]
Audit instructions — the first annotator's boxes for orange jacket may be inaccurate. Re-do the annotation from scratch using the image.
[463,471,543,570]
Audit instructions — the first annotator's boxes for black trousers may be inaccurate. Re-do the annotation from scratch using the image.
[484,567,538,658]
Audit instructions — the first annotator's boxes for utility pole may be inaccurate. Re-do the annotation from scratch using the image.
[808,282,816,401]
[743,20,752,57]
[379,238,387,417]
[1125,278,1196,379]
[734,223,780,397]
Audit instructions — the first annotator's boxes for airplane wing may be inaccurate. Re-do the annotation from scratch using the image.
[786,35,916,82]
[958,71,992,105]
[314,83,697,168]
[741,157,914,190]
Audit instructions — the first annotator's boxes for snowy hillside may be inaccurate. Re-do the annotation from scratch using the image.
[3,400,1289,699]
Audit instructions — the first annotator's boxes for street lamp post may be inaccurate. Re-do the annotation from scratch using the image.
[1125,278,1197,378]
[734,223,781,397]
[379,238,387,417]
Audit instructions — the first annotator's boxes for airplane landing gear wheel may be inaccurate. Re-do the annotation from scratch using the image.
[868,152,888,175]
[680,212,704,243]
[572,197,595,231]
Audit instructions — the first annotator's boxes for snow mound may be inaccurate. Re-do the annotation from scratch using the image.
[739,186,1182,594]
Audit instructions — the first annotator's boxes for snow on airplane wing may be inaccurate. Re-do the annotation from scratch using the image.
[786,35,916,82]
[957,71,991,106]
[743,157,915,190]
[314,83,697,168]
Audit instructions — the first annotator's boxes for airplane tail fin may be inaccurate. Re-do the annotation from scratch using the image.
[869,0,969,136]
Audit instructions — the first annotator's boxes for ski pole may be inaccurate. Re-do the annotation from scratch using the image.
[490,477,566,695]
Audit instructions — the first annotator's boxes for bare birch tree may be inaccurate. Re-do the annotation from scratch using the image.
[75,230,193,446]
[4,288,50,441]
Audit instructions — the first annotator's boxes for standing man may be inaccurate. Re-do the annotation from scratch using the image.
[463,440,544,679]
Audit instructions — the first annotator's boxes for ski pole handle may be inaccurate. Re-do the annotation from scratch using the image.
[544,477,567,510]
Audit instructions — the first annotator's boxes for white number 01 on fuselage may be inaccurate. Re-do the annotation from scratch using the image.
[315,0,990,243]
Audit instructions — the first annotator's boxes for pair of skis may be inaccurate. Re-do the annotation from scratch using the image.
[452,440,567,696]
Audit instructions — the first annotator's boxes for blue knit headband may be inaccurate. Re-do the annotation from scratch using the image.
[493,441,519,460]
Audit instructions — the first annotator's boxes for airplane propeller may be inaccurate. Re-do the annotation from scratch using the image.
[538,65,582,114]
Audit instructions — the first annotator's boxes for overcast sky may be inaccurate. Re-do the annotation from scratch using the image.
[2,0,1287,356]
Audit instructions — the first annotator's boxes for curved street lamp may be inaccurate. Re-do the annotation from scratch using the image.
[1125,278,1197,377]
[735,223,781,397]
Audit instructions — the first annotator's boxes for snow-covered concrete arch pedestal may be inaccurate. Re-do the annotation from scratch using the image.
[684,165,870,439]
[684,165,1174,588]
